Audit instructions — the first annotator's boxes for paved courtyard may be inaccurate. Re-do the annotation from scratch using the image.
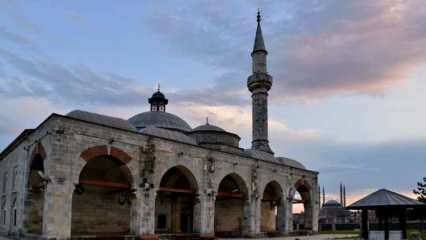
[220,234,359,240]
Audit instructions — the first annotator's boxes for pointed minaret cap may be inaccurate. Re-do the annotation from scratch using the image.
[252,9,267,55]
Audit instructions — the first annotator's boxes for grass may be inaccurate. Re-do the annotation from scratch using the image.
[407,229,426,239]
[321,229,426,239]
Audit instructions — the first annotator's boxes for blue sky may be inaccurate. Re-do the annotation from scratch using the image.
[0,0,425,203]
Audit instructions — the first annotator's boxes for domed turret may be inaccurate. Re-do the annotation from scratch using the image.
[128,88,192,133]
[149,86,168,112]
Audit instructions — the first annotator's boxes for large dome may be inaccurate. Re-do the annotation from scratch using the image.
[128,111,192,133]
[323,200,342,208]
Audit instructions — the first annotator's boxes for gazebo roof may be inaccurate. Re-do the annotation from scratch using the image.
[347,189,425,210]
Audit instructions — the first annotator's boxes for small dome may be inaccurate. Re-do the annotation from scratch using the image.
[193,123,225,132]
[128,111,192,133]
[66,110,136,131]
[276,157,306,169]
[140,126,196,145]
[324,200,342,207]
[190,122,240,148]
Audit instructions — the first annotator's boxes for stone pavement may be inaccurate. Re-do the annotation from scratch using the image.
[0,233,360,240]
[220,234,360,240]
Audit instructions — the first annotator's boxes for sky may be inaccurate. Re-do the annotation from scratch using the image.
[0,0,425,206]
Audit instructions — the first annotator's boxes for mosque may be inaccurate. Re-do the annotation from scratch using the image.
[0,13,319,239]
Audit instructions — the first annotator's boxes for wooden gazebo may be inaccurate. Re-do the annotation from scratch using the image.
[347,189,425,240]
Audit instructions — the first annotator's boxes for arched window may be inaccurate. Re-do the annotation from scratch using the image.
[1,197,6,225]
[11,197,17,226]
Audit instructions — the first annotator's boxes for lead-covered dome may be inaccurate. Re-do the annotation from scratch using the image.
[128,111,192,133]
[323,200,342,208]
[276,157,306,169]
[190,122,240,150]
[67,110,136,131]
[140,126,196,145]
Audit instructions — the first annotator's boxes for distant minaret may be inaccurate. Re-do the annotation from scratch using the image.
[340,183,343,205]
[343,185,346,207]
[248,10,273,153]
[322,187,325,207]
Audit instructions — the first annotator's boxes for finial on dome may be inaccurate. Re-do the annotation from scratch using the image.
[206,116,209,125]
[157,82,160,92]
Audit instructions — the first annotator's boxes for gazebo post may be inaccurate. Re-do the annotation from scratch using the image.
[399,209,407,239]
[361,209,369,239]
[384,211,389,240]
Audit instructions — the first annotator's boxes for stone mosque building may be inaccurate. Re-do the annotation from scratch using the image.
[0,13,319,239]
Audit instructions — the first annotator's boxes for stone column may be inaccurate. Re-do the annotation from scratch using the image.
[276,197,287,234]
[41,132,74,239]
[198,192,215,237]
[136,190,157,239]
[42,179,73,239]
[246,195,261,237]
[285,200,294,233]
[309,185,319,232]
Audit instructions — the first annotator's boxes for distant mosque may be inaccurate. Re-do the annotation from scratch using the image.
[319,184,354,229]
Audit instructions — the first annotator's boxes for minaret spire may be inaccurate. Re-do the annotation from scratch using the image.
[247,11,273,153]
[253,9,267,55]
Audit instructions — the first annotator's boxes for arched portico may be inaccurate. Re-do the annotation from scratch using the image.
[214,173,250,237]
[23,143,46,234]
[71,146,134,237]
[293,179,313,231]
[261,181,285,234]
[155,165,199,235]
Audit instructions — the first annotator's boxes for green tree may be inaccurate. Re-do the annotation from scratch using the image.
[413,177,426,203]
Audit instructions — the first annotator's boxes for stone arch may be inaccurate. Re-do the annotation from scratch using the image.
[80,145,132,164]
[155,165,199,234]
[214,173,250,237]
[212,169,251,197]
[154,164,200,193]
[71,151,134,237]
[30,142,46,161]
[261,181,285,234]
[24,143,46,234]
[293,178,313,231]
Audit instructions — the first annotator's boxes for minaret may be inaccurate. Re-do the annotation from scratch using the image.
[340,183,343,206]
[247,10,273,153]
[343,185,346,207]
[149,84,168,112]
[322,187,325,207]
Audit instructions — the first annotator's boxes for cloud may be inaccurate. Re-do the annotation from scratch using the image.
[270,1,426,100]
[0,26,37,50]
[143,1,426,102]
[13,15,40,33]
[0,96,65,148]
[276,137,426,196]
[169,72,248,106]
[0,48,150,107]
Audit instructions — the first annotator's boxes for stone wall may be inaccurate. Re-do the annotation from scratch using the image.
[214,199,244,235]
[260,202,276,232]
[71,186,130,234]
[0,114,319,239]
[23,192,43,234]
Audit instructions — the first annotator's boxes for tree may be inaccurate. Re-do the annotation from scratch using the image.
[413,177,426,203]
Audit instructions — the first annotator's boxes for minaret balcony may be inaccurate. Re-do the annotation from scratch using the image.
[247,72,272,92]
